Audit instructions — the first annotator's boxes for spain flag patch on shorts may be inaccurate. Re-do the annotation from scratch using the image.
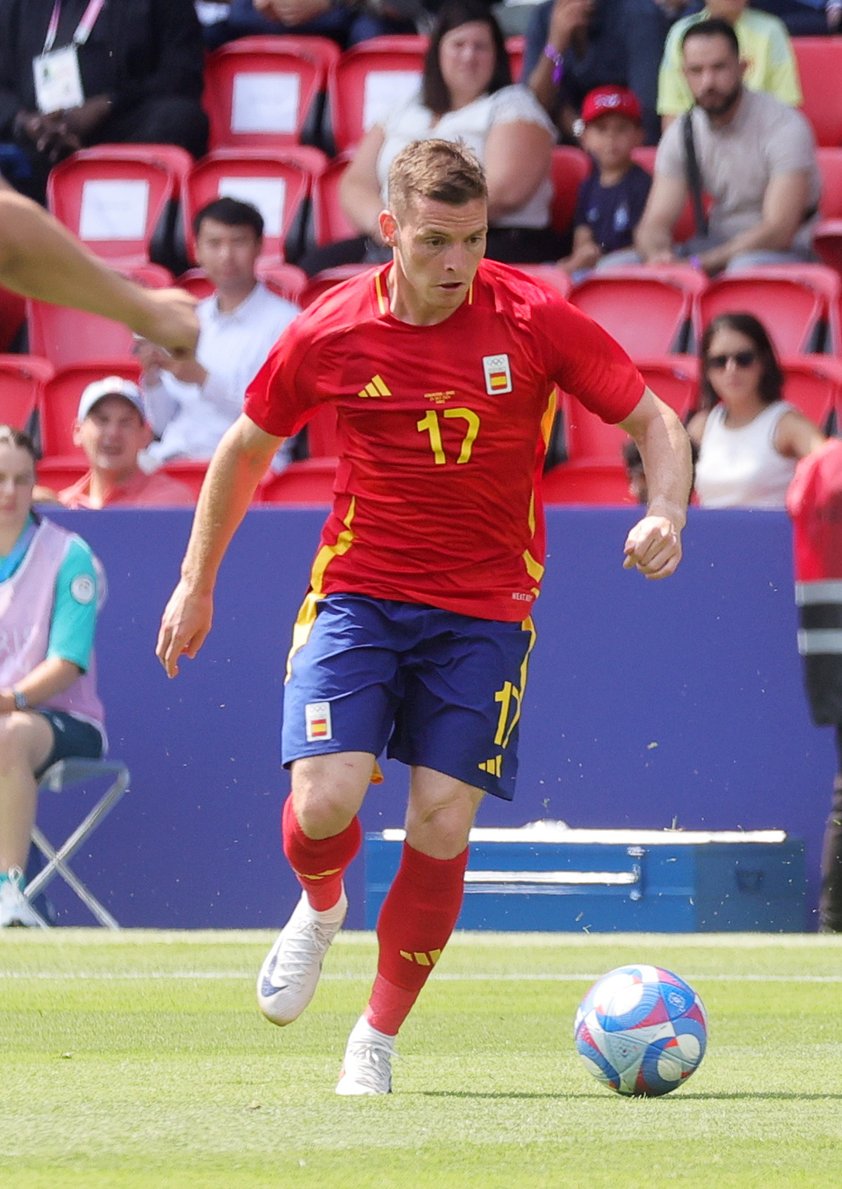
[305,701,332,742]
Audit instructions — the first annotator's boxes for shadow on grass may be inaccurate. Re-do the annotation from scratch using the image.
[418,1091,842,1101]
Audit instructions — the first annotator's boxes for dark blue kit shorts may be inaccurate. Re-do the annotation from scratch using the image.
[282,593,536,800]
[36,710,104,777]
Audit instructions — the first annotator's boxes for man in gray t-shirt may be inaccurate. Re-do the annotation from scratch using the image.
[632,17,820,275]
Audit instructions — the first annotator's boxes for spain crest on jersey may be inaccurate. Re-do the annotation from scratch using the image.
[482,354,512,395]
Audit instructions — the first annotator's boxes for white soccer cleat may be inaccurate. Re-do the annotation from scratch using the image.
[335,1018,395,1096]
[0,868,45,928]
[256,888,347,1026]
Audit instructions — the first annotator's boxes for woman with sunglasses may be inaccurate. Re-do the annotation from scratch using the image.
[688,312,825,507]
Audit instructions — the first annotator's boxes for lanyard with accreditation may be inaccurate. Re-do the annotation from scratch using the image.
[33,0,108,115]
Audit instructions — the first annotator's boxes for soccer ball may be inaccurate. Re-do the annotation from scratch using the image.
[573,964,708,1097]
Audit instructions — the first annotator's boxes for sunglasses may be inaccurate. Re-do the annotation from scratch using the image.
[706,350,758,370]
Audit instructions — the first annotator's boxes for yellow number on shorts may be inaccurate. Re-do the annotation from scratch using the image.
[494,680,522,748]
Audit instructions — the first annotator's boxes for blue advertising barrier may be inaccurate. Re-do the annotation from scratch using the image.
[36,506,834,930]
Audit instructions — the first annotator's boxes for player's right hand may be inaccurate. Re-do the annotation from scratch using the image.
[156,583,213,678]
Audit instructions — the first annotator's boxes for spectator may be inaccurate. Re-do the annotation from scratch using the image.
[687,312,824,507]
[299,0,565,275]
[523,0,667,146]
[657,0,801,127]
[753,0,842,35]
[631,20,820,276]
[787,439,842,932]
[55,378,195,509]
[135,198,299,466]
[558,85,651,278]
[0,0,209,203]
[0,426,106,927]
[203,0,415,50]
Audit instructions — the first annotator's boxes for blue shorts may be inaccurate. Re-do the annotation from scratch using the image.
[36,711,104,778]
[282,594,536,801]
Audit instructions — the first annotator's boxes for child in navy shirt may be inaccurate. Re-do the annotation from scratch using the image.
[559,85,651,278]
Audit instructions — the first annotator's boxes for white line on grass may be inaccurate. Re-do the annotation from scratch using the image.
[2,971,842,983]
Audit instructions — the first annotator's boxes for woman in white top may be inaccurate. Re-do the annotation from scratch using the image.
[298,0,565,275]
[688,312,825,508]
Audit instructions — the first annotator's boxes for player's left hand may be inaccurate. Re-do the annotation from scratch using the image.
[131,288,200,357]
[622,515,682,580]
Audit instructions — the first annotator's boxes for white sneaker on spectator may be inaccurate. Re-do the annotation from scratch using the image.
[336,1016,395,1096]
[256,888,347,1025]
[0,868,45,928]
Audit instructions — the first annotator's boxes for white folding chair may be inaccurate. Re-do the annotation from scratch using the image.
[24,758,131,929]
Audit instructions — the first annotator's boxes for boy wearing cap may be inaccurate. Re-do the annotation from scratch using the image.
[57,378,194,509]
[558,85,651,276]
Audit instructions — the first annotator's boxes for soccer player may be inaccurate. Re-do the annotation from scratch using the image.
[157,139,692,1096]
[0,180,198,355]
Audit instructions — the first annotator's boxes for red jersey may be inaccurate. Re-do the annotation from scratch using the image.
[245,259,644,621]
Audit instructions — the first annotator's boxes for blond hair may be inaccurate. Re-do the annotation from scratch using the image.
[387,139,487,219]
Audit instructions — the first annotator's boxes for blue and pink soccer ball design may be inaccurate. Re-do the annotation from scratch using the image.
[574,964,708,1096]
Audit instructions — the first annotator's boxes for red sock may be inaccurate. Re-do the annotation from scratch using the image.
[366,841,468,1036]
[281,795,361,911]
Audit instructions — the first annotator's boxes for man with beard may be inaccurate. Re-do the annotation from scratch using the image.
[631,18,820,275]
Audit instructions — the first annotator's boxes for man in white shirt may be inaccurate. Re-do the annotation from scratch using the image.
[135,197,299,465]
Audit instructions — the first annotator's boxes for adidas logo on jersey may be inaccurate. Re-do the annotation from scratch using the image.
[358,374,391,398]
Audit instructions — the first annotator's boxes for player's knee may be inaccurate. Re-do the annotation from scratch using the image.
[290,785,355,840]
[0,714,44,772]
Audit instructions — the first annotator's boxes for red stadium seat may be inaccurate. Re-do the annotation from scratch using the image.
[792,38,842,148]
[259,458,337,503]
[560,389,631,464]
[698,265,842,355]
[813,221,842,279]
[327,36,427,152]
[0,284,26,352]
[0,354,54,431]
[570,266,707,355]
[635,355,699,420]
[176,262,306,305]
[202,35,340,153]
[27,264,171,370]
[780,355,842,433]
[506,35,524,82]
[549,146,592,238]
[183,147,327,265]
[515,264,572,297]
[310,151,356,248]
[812,148,842,279]
[258,403,339,503]
[299,264,369,308]
[47,144,192,268]
[541,461,633,505]
[817,148,842,219]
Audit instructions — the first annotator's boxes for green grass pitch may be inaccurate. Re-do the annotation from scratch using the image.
[2,931,842,1188]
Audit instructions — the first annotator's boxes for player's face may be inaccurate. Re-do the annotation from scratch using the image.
[439,21,497,108]
[682,35,744,118]
[381,194,488,325]
[74,396,151,479]
[0,441,35,538]
[195,218,261,297]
